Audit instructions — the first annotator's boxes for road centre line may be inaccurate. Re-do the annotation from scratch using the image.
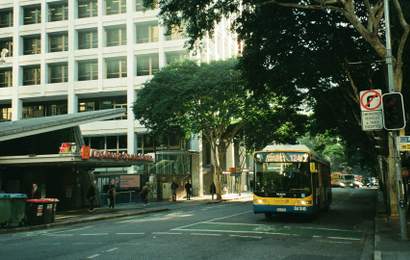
[229,234,262,239]
[87,254,100,259]
[116,232,145,235]
[152,232,182,235]
[44,233,74,237]
[328,236,361,241]
[80,233,108,236]
[105,248,118,253]
[190,233,222,237]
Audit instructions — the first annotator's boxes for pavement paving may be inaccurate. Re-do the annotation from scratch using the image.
[0,192,252,235]
[373,190,410,260]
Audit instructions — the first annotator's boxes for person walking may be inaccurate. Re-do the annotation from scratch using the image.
[210,182,216,200]
[140,184,150,205]
[185,181,192,200]
[108,184,116,208]
[171,181,179,202]
[86,183,97,212]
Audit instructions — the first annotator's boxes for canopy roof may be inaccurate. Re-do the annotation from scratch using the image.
[0,109,125,142]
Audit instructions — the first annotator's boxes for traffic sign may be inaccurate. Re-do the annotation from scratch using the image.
[398,136,410,151]
[361,111,383,131]
[360,89,382,111]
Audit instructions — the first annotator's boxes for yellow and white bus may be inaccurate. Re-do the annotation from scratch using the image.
[253,144,331,218]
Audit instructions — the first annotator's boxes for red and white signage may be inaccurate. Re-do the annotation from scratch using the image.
[360,89,382,111]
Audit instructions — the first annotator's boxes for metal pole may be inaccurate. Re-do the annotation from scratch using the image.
[384,0,408,240]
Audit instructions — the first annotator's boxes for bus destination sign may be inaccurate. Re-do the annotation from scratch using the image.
[265,152,309,162]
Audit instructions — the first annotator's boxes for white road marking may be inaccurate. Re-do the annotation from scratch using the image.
[52,225,94,234]
[105,248,118,253]
[312,235,322,238]
[172,210,251,231]
[152,232,182,235]
[44,233,74,237]
[229,234,262,239]
[207,221,360,233]
[80,233,108,236]
[116,232,145,235]
[87,254,100,259]
[190,233,222,237]
[73,242,103,245]
[173,228,297,237]
[328,236,361,241]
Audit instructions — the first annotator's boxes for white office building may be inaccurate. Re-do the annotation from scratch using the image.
[0,0,242,197]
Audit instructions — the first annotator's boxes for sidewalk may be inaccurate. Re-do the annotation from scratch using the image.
[373,191,410,260]
[0,192,252,234]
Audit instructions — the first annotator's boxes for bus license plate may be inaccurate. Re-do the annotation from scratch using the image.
[276,208,286,212]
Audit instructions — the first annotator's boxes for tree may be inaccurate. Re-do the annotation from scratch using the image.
[145,0,410,216]
[134,60,305,198]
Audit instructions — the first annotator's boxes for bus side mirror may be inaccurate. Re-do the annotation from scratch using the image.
[310,162,318,173]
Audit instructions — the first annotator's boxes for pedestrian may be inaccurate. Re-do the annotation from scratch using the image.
[87,183,96,212]
[108,184,116,208]
[31,183,41,198]
[171,181,179,202]
[140,184,150,205]
[210,182,216,200]
[185,181,192,200]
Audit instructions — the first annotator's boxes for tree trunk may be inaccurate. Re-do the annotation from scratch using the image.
[210,140,227,200]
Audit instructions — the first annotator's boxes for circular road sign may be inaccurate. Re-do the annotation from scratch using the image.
[360,89,382,111]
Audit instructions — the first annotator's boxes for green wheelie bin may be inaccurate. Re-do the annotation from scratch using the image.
[9,193,28,227]
[0,193,12,227]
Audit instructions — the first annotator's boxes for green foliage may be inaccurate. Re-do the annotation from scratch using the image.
[298,132,347,172]
[134,59,306,152]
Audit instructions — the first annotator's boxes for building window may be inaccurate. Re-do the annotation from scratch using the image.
[78,29,98,49]
[0,68,12,88]
[23,5,41,25]
[0,9,13,28]
[48,32,68,52]
[79,96,127,119]
[48,1,68,22]
[0,38,13,56]
[105,25,126,46]
[105,0,126,15]
[23,101,67,119]
[78,59,98,81]
[0,105,12,121]
[136,22,158,43]
[23,35,41,55]
[106,57,127,78]
[78,0,98,18]
[48,62,68,83]
[165,51,188,65]
[165,26,185,41]
[136,53,159,76]
[22,65,41,86]
[135,0,157,11]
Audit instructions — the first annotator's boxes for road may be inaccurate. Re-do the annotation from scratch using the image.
[0,188,377,260]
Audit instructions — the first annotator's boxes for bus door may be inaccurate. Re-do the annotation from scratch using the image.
[310,161,320,209]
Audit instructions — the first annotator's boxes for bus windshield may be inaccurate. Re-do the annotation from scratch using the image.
[254,162,311,198]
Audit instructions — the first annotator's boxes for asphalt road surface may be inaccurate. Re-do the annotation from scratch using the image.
[0,188,377,260]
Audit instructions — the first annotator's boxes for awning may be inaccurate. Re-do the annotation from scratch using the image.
[0,154,145,168]
[0,109,126,142]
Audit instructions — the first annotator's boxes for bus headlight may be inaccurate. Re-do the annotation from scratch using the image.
[255,199,264,204]
[300,200,311,205]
